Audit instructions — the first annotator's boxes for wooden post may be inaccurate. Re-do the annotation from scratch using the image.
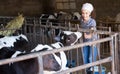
[110,35,115,74]
[114,33,118,74]
[38,55,44,74]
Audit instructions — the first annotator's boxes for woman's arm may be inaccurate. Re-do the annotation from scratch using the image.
[84,19,96,39]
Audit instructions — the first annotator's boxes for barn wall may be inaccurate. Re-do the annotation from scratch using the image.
[0,0,43,16]
[0,0,120,19]
[42,0,56,14]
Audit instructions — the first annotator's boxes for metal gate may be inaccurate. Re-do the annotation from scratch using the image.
[0,16,119,74]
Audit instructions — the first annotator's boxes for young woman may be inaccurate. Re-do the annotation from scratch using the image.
[80,3,98,71]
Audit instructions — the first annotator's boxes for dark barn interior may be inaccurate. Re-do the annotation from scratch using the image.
[0,0,120,74]
[0,0,120,18]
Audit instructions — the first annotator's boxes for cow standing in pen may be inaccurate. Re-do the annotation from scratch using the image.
[32,31,82,74]
[0,31,82,74]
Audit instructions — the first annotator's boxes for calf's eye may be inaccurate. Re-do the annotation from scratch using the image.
[4,42,6,44]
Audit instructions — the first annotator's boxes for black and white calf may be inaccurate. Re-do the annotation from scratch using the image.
[0,31,82,74]
[0,46,61,74]
[39,12,81,37]
[40,13,60,37]
[40,14,56,25]
[0,34,29,51]
[32,31,82,73]
[31,42,67,74]
[55,31,82,46]
[72,12,81,20]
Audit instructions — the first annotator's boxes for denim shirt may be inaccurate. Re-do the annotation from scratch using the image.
[80,17,98,42]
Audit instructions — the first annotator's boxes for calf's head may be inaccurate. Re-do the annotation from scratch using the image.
[55,31,82,46]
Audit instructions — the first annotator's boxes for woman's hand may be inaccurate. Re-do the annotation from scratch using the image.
[84,32,93,39]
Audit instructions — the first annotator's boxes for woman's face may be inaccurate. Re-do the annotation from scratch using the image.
[81,9,91,21]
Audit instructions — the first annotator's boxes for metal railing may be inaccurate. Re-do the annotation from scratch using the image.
[0,30,118,74]
[0,16,119,74]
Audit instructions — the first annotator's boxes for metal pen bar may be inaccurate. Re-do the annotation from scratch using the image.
[54,57,112,74]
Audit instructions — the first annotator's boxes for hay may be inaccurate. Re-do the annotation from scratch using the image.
[0,14,24,36]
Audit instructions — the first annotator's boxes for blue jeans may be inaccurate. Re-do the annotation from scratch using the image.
[82,45,98,64]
